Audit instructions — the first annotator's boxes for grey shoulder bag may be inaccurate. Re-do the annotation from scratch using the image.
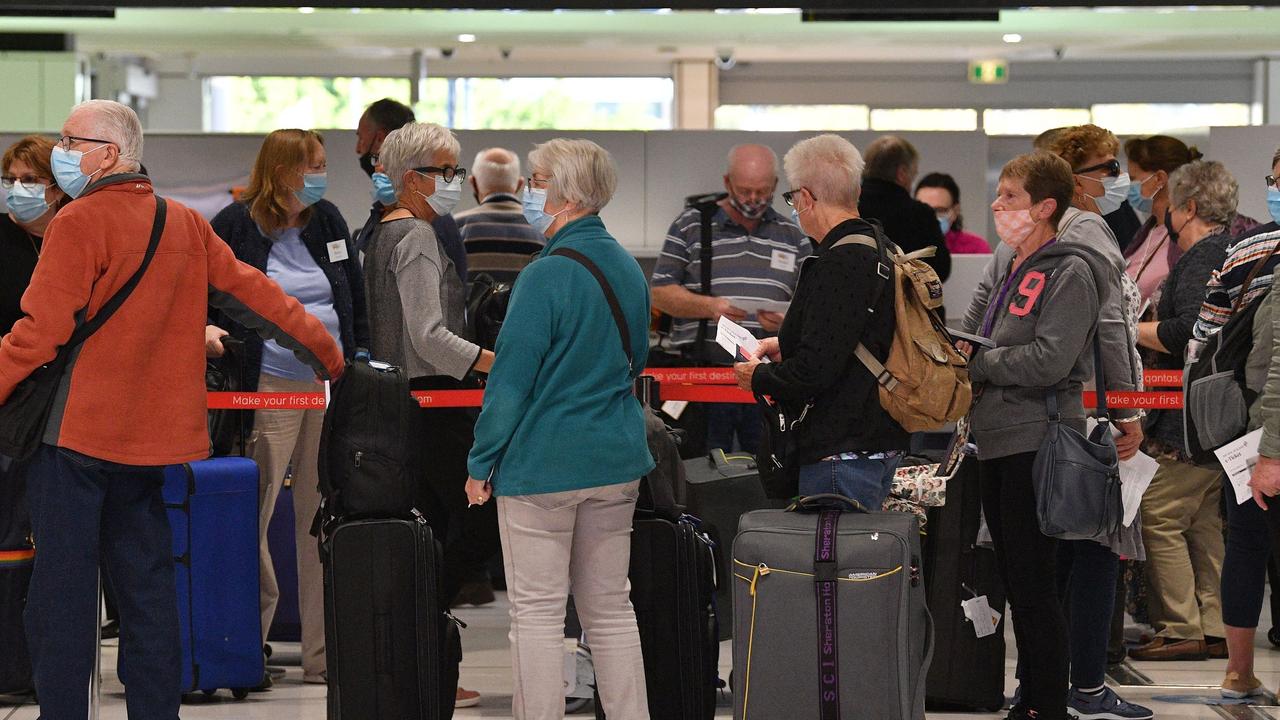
[1031,253,1123,542]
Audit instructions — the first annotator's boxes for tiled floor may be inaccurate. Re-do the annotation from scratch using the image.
[5,593,1280,719]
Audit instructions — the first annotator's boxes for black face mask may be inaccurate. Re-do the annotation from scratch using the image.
[359,152,376,178]
[1165,209,1184,245]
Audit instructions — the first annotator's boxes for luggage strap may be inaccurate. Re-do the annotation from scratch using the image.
[815,509,841,719]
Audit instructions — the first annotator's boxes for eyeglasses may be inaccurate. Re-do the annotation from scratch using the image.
[527,175,553,188]
[782,189,806,207]
[1073,158,1121,177]
[0,175,51,191]
[413,166,467,183]
[57,135,114,151]
[1267,175,1277,189]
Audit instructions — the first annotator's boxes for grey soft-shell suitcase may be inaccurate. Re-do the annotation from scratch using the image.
[732,496,932,720]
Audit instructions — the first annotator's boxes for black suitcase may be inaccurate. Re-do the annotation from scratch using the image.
[0,458,33,695]
[597,511,719,720]
[323,516,461,720]
[683,450,782,640]
[922,459,1006,712]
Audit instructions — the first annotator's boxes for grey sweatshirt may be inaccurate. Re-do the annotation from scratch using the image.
[965,239,1117,461]
[362,217,481,380]
[961,208,1141,424]
[1248,286,1280,457]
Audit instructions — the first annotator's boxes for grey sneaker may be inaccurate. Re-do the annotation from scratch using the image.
[1068,686,1153,720]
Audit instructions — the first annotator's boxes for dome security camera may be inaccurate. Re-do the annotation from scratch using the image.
[715,50,736,71]
[441,47,455,59]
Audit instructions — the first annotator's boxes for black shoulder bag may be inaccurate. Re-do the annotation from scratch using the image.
[0,196,168,460]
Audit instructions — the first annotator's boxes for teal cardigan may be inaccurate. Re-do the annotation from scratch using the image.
[467,215,655,496]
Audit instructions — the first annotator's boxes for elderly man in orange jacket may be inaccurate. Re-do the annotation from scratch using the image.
[0,100,344,719]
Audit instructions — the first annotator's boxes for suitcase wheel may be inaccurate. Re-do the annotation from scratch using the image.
[232,687,250,700]
[1269,627,1280,648]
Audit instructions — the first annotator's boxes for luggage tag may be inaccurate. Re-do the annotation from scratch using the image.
[960,583,1002,639]
[326,240,350,263]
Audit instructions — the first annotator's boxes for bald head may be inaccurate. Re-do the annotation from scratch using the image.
[723,144,779,217]
[471,147,522,198]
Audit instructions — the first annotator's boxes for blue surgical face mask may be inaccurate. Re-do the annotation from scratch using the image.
[522,186,567,236]
[295,172,327,207]
[1091,173,1131,216]
[937,214,952,235]
[6,183,50,223]
[1128,176,1155,214]
[371,172,397,206]
[424,174,463,217]
[51,144,107,199]
[1268,187,1280,227]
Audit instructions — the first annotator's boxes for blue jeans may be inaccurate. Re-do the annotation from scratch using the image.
[25,444,180,720]
[797,456,901,512]
[705,403,763,455]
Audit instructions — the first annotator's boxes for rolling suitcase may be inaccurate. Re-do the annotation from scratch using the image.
[322,516,460,720]
[596,510,719,720]
[922,460,1006,712]
[683,450,782,640]
[0,458,33,695]
[732,496,932,720]
[266,480,302,643]
[162,457,264,700]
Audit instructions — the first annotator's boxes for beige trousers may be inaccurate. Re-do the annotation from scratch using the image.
[498,480,649,720]
[248,372,326,679]
[1139,456,1225,640]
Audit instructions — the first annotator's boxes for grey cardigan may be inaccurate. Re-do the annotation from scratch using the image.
[362,217,481,380]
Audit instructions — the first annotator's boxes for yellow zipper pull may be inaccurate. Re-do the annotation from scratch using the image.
[750,563,771,597]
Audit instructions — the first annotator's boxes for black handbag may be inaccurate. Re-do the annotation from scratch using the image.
[0,197,168,461]
[1031,327,1123,542]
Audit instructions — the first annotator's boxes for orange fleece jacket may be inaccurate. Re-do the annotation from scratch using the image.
[0,175,345,466]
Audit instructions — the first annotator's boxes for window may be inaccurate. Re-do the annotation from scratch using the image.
[205,76,673,132]
[869,108,977,132]
[982,108,1092,136]
[1089,103,1251,135]
[714,104,870,131]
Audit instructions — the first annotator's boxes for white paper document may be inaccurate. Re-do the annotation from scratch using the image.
[725,297,791,315]
[716,316,768,362]
[961,595,1002,638]
[1217,428,1265,505]
[1119,451,1159,527]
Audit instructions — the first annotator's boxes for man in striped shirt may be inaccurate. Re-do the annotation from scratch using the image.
[651,143,810,453]
[455,147,546,283]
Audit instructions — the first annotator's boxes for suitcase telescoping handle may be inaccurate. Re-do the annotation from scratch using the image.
[787,494,867,514]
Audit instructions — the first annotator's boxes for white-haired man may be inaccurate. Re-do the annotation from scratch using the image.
[454,147,545,282]
[0,100,344,717]
[734,133,909,510]
[650,143,810,456]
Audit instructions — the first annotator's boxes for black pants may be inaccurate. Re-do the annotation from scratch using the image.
[980,452,1069,717]
[411,377,501,607]
[1221,485,1280,628]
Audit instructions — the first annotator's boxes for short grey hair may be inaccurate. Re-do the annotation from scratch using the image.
[472,147,521,196]
[528,138,617,213]
[1168,159,1238,227]
[379,122,462,194]
[71,99,143,171]
[783,134,865,209]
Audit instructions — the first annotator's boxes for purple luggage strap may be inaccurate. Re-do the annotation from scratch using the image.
[815,509,840,719]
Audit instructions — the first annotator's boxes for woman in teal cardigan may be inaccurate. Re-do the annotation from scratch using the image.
[465,138,654,720]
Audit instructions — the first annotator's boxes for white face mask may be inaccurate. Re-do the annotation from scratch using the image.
[1091,173,1131,216]
[419,174,463,216]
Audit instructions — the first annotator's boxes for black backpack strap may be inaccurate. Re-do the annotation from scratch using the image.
[551,248,633,375]
[64,196,167,351]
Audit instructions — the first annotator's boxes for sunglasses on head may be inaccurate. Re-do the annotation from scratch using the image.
[1073,158,1121,177]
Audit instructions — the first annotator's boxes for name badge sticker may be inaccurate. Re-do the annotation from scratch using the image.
[327,240,350,263]
[771,249,796,273]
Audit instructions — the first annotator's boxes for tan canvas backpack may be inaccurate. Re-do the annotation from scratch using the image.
[829,232,972,432]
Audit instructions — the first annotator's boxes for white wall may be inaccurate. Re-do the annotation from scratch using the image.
[1207,126,1280,225]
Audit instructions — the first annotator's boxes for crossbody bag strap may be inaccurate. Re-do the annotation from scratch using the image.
[694,204,716,363]
[814,509,841,720]
[64,196,168,352]
[551,248,633,375]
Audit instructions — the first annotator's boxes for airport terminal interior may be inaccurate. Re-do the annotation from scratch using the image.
[6,1,1280,719]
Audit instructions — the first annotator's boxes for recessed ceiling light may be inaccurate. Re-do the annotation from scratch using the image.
[1003,33,1023,43]
[457,33,477,43]
[297,6,314,13]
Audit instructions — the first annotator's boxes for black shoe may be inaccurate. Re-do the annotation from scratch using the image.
[249,672,273,692]
[100,620,119,640]
[1007,704,1071,720]
[451,580,496,608]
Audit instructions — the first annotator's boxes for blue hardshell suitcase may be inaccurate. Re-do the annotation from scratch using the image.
[266,482,301,642]
[163,457,263,700]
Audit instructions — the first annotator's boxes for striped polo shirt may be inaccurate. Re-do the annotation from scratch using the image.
[651,205,810,356]
[455,193,547,251]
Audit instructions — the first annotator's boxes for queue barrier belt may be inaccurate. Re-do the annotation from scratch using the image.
[207,368,1188,410]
